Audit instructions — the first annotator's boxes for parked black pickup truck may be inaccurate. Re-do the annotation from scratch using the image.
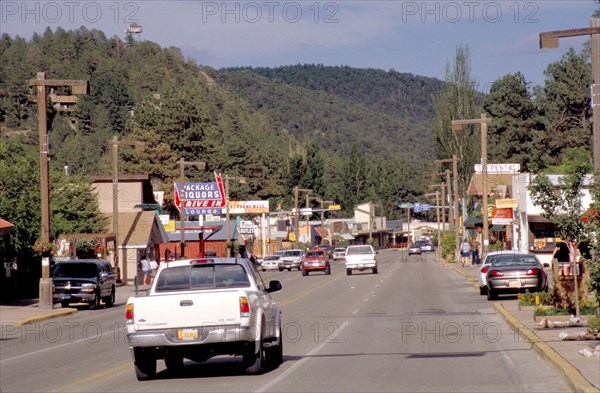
[52,259,117,309]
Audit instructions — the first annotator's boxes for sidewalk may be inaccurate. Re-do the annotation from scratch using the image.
[0,284,152,327]
[446,262,600,393]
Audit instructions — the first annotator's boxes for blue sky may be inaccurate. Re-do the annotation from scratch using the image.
[1,1,598,90]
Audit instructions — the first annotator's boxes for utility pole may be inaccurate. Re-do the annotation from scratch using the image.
[435,157,461,260]
[224,174,246,256]
[178,159,206,259]
[540,19,600,171]
[424,192,441,260]
[28,73,88,309]
[110,136,145,284]
[452,114,491,259]
[317,198,333,244]
[293,187,312,242]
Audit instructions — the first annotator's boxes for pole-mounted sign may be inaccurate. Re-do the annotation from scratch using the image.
[174,172,225,216]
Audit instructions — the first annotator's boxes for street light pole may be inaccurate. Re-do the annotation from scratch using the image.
[540,19,600,171]
[178,159,206,259]
[224,175,246,257]
[110,136,145,284]
[452,114,491,259]
[293,187,312,243]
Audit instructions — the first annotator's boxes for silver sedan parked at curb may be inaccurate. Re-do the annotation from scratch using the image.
[485,253,549,301]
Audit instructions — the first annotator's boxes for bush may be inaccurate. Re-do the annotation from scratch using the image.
[517,290,554,306]
[440,232,455,262]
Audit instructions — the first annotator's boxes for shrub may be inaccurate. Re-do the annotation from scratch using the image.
[440,232,455,262]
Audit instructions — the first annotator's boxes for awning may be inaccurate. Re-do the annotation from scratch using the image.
[489,225,506,231]
[340,233,355,240]
[314,226,329,239]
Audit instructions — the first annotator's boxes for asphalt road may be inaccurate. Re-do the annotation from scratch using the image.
[0,250,571,392]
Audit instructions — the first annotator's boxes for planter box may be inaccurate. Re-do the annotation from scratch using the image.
[518,305,536,311]
[533,314,574,323]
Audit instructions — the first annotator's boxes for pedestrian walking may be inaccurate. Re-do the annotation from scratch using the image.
[140,256,151,285]
[149,259,158,284]
[460,239,471,267]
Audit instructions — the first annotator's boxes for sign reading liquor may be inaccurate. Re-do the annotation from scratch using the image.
[174,172,225,216]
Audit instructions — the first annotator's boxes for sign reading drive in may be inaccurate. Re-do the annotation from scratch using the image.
[174,172,225,216]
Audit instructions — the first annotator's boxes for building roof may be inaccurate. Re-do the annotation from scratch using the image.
[467,173,515,196]
[0,217,15,236]
[106,211,168,247]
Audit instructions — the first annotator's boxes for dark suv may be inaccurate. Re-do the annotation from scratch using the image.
[52,260,117,309]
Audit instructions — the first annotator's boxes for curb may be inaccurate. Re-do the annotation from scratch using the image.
[495,302,600,393]
[14,308,78,327]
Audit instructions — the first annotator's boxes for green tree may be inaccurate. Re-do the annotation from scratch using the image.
[483,72,540,170]
[528,154,591,313]
[532,49,591,168]
[432,45,482,199]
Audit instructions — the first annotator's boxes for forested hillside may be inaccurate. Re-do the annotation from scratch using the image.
[214,65,442,160]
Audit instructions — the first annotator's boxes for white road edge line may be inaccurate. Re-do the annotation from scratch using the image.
[254,320,350,393]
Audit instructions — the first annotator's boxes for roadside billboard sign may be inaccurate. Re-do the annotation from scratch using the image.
[227,200,269,214]
[174,172,225,216]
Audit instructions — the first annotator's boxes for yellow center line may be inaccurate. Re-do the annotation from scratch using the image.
[47,361,132,393]
[278,272,341,307]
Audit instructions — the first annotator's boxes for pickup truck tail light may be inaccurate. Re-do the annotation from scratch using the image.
[480,267,488,274]
[239,297,250,318]
[126,303,134,322]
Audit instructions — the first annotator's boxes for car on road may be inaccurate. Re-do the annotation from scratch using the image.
[52,259,117,309]
[278,249,303,271]
[261,255,281,271]
[485,253,548,301]
[344,244,378,275]
[479,251,551,295]
[408,243,422,255]
[478,251,514,295]
[416,240,434,252]
[332,247,347,261]
[301,250,331,276]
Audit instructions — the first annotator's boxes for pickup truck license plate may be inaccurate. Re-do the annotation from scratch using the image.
[177,329,199,341]
[508,280,522,288]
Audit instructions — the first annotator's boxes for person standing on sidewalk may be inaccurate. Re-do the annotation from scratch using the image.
[460,239,471,267]
[471,240,481,266]
[140,256,151,285]
[149,258,158,285]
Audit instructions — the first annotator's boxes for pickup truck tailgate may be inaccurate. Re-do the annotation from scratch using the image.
[132,290,242,330]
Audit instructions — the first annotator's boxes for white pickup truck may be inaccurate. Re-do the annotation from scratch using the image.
[125,257,283,380]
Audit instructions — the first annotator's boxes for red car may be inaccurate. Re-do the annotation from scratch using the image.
[301,250,331,276]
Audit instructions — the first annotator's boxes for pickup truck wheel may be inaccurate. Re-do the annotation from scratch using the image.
[104,287,115,307]
[245,321,266,375]
[346,268,352,276]
[267,325,283,368]
[134,351,157,381]
[278,267,283,272]
[479,286,487,296]
[287,268,291,272]
[302,270,308,276]
[89,290,100,309]
[372,266,378,274]
[486,288,497,301]
[60,301,70,308]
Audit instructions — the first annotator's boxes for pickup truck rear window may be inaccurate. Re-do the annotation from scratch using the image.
[155,264,250,292]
